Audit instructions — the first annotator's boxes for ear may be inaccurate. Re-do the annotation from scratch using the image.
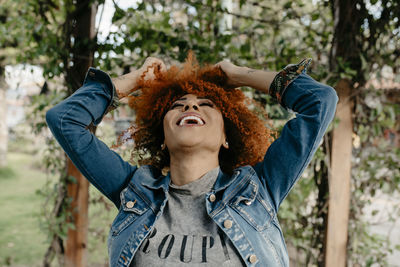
[222,140,229,149]
[221,130,229,149]
[220,123,229,149]
[161,141,167,150]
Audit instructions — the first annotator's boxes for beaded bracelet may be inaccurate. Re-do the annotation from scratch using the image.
[269,58,312,104]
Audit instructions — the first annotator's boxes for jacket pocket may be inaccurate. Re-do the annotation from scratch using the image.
[110,186,149,236]
[230,180,275,231]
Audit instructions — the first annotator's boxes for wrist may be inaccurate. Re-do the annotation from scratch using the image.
[113,69,141,98]
[237,67,277,93]
[234,66,250,87]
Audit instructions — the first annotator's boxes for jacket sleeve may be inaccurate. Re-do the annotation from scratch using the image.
[254,73,338,211]
[45,68,137,208]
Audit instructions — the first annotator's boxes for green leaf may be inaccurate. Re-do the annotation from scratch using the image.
[112,6,126,23]
[311,13,319,21]
[284,1,293,9]
[240,42,251,54]
[371,210,379,216]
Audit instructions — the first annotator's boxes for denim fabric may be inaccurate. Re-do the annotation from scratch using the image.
[46,67,338,267]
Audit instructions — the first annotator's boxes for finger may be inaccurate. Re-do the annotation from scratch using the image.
[150,59,166,72]
[147,58,162,68]
[143,57,158,67]
[159,62,167,72]
[214,60,224,67]
[215,59,230,68]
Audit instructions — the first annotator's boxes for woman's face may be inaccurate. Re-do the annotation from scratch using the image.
[163,94,228,154]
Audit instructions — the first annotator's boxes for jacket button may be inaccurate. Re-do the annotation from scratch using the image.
[249,254,257,263]
[209,194,216,202]
[223,220,233,229]
[126,201,135,209]
[245,200,252,206]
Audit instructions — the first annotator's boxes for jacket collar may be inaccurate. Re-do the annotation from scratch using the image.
[212,167,242,192]
[137,165,170,192]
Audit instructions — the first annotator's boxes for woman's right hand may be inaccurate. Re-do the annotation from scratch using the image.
[138,57,167,81]
[114,57,166,99]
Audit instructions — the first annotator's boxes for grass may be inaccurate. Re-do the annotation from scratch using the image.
[0,152,49,267]
[0,166,16,179]
[0,150,118,267]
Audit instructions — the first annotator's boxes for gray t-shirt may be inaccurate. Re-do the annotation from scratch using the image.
[131,167,245,266]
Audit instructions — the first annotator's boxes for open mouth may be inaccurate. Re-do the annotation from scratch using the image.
[177,115,205,126]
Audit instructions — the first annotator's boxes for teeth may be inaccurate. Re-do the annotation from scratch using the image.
[179,116,204,126]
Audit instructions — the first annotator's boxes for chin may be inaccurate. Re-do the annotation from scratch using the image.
[172,140,203,150]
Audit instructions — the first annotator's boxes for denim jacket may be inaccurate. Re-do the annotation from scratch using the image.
[46,67,338,267]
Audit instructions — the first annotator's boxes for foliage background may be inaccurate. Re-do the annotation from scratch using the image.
[0,0,399,266]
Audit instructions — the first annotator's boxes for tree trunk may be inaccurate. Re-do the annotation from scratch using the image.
[0,65,7,168]
[329,0,361,74]
[325,79,353,267]
[64,2,97,267]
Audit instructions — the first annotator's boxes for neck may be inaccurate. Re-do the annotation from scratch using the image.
[169,149,219,186]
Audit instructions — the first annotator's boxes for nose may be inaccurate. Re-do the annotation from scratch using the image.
[183,103,199,111]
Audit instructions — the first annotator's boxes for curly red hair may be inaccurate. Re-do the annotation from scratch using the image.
[122,52,274,174]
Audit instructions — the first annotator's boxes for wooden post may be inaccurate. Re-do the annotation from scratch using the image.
[325,79,352,266]
[65,159,90,267]
[64,2,97,267]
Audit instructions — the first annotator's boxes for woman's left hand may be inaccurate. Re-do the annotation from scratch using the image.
[215,60,244,87]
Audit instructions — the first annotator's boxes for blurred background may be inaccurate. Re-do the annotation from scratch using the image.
[0,0,399,266]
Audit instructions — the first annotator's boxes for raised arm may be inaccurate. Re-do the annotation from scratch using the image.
[46,58,165,208]
[217,59,338,211]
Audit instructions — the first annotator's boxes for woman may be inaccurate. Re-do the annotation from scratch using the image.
[46,54,338,267]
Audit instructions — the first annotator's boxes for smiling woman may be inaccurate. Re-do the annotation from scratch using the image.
[127,53,273,178]
[45,52,338,266]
